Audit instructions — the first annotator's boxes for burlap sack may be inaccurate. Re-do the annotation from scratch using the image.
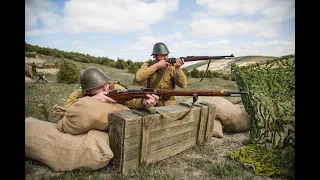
[228,97,242,104]
[53,104,67,119]
[212,119,223,138]
[25,117,114,171]
[185,96,250,132]
[57,96,130,135]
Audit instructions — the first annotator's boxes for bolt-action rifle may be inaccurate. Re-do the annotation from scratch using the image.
[106,88,247,120]
[107,87,247,104]
[148,54,235,81]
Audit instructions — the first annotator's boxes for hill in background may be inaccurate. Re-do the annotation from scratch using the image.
[183,56,277,72]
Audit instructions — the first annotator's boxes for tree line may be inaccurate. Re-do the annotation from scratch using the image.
[25,42,231,79]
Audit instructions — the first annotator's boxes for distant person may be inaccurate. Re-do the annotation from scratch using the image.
[64,67,159,109]
[55,60,58,68]
[30,62,37,76]
[135,42,187,106]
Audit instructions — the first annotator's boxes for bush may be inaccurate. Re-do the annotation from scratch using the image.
[222,74,230,80]
[182,68,190,77]
[200,70,206,78]
[56,59,81,84]
[127,64,139,74]
[212,71,220,77]
[231,75,236,81]
[206,70,213,78]
[190,68,200,78]
[116,58,127,69]
[54,53,63,58]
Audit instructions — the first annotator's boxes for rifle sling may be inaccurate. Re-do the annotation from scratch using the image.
[200,59,212,82]
[147,68,165,88]
[147,100,196,121]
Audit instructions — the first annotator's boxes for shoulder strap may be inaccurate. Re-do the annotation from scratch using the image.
[147,68,165,88]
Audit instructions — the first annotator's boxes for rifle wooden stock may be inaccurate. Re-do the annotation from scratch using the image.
[148,54,234,67]
[107,88,247,103]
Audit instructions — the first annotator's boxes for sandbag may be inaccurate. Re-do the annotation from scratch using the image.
[185,96,250,132]
[228,97,242,104]
[212,119,223,138]
[25,117,114,171]
[57,96,130,135]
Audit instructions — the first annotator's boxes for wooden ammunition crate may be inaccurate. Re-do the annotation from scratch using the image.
[108,102,216,175]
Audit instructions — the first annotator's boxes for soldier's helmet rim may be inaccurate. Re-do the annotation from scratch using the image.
[80,67,110,92]
[151,42,170,56]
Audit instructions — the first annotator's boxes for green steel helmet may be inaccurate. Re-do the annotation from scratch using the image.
[80,67,110,92]
[151,42,170,55]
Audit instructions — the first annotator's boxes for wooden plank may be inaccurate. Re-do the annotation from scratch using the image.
[148,129,197,153]
[114,110,143,125]
[146,137,197,164]
[124,135,140,151]
[149,109,200,132]
[204,105,216,142]
[123,158,140,175]
[123,129,197,162]
[149,120,199,143]
[196,106,206,144]
[124,107,200,138]
[123,138,196,175]
[107,115,125,173]
[140,117,154,166]
[123,121,198,162]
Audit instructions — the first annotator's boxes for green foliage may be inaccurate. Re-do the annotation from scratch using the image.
[200,70,205,78]
[230,145,295,177]
[127,63,142,74]
[190,68,200,78]
[231,75,236,81]
[25,42,36,52]
[222,74,230,80]
[24,42,144,71]
[206,70,213,78]
[56,59,81,84]
[230,54,295,178]
[126,59,134,66]
[212,71,220,77]
[127,64,138,74]
[54,53,63,58]
[181,68,190,77]
[115,58,127,69]
[80,56,90,63]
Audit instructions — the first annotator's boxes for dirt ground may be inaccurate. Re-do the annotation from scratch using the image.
[197,59,235,71]
[36,68,59,74]
[25,57,44,64]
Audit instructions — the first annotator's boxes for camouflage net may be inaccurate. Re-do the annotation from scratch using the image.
[229,54,295,178]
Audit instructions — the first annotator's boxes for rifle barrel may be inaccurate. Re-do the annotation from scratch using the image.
[108,89,247,99]
[148,54,234,67]
[168,54,234,63]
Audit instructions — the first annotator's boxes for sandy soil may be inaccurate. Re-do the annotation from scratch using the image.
[37,68,59,74]
[25,57,45,64]
[197,59,235,71]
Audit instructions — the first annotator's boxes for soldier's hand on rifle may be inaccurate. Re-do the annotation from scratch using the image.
[174,58,184,68]
[142,94,159,108]
[92,91,117,103]
[155,60,170,69]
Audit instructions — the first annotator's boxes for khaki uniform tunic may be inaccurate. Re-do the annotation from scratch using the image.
[135,59,187,106]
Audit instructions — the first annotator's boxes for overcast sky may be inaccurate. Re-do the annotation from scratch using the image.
[25,0,295,66]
